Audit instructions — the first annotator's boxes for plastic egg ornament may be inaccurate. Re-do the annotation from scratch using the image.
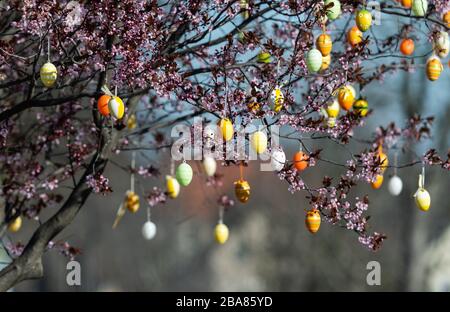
[218,118,234,142]
[40,62,57,87]
[327,117,337,128]
[426,56,443,81]
[250,131,268,154]
[444,11,450,27]
[326,100,340,118]
[348,26,363,47]
[388,175,403,196]
[8,216,22,233]
[127,114,137,129]
[293,151,308,171]
[142,221,157,240]
[356,9,372,32]
[176,162,193,186]
[97,95,111,116]
[203,156,217,177]
[271,148,286,172]
[401,0,412,8]
[321,54,331,71]
[324,0,341,21]
[400,38,415,56]
[166,175,181,198]
[257,51,272,64]
[108,96,125,119]
[214,222,229,244]
[414,174,431,211]
[270,87,285,113]
[316,33,333,56]
[125,191,140,213]
[371,174,384,189]
[338,85,356,111]
[306,49,323,73]
[235,179,251,203]
[412,0,428,17]
[305,209,321,234]
[434,31,449,58]
[353,99,369,117]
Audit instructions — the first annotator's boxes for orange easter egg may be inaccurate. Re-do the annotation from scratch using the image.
[316,33,333,56]
[97,95,111,116]
[305,209,321,234]
[371,174,384,189]
[293,151,308,171]
[400,38,414,55]
[347,26,363,47]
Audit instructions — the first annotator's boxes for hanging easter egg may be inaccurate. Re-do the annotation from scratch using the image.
[125,191,140,213]
[166,175,181,198]
[235,179,251,203]
[371,174,384,189]
[257,51,272,64]
[176,162,193,186]
[347,26,363,47]
[214,222,229,244]
[271,148,286,172]
[250,131,268,154]
[108,96,125,119]
[316,33,333,56]
[239,0,249,19]
[8,216,22,233]
[400,38,415,56]
[434,31,449,58]
[306,49,323,73]
[127,114,137,129]
[270,87,285,113]
[305,209,321,234]
[218,118,234,142]
[377,147,389,172]
[97,95,111,116]
[388,175,403,196]
[324,0,341,21]
[203,156,217,177]
[293,151,308,171]
[353,98,368,117]
[142,221,157,240]
[444,11,450,27]
[414,173,430,211]
[412,0,428,17]
[40,62,57,87]
[327,117,337,128]
[247,97,260,113]
[338,85,356,111]
[356,9,372,32]
[326,99,340,118]
[401,0,412,8]
[426,56,443,81]
[321,54,331,71]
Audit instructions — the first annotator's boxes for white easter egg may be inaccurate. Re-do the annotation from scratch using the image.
[203,156,217,177]
[142,221,157,240]
[388,175,403,196]
[270,148,286,171]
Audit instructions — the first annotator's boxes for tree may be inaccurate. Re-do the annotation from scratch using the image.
[0,0,449,291]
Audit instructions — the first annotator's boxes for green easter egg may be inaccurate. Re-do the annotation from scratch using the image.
[325,0,341,20]
[412,0,428,17]
[257,51,272,64]
[176,162,193,186]
[307,49,323,73]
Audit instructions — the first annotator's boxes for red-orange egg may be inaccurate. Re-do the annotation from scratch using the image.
[97,95,111,116]
[400,38,415,55]
[293,151,309,171]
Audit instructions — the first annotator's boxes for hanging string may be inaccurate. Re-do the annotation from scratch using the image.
[239,162,244,181]
[147,205,151,222]
[421,165,425,187]
[218,206,224,224]
[170,158,175,176]
[130,151,136,192]
[47,34,50,62]
[394,152,398,176]
[224,74,228,117]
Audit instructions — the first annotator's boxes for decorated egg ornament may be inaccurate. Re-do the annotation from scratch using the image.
[250,131,268,154]
[97,95,111,116]
[426,56,443,81]
[353,98,368,117]
[388,175,403,196]
[125,191,140,213]
[434,31,449,58]
[271,147,286,172]
[176,162,193,186]
[326,99,340,118]
[412,0,428,17]
[235,179,251,203]
[324,0,341,21]
[338,85,356,111]
[371,174,384,189]
[8,216,22,233]
[414,172,430,211]
[307,49,323,73]
[108,96,125,119]
[218,118,234,141]
[203,156,217,177]
[142,221,157,240]
[321,54,331,71]
[166,175,181,198]
[348,26,363,47]
[293,151,308,171]
[40,62,57,87]
[400,38,415,56]
[257,51,272,64]
[214,222,229,244]
[270,87,285,113]
[401,0,412,8]
[305,209,321,234]
[356,9,372,32]
[316,33,333,56]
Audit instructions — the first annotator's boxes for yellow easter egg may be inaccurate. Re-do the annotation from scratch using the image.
[250,131,267,154]
[40,62,57,87]
[415,188,431,211]
[108,96,125,119]
[305,209,321,234]
[214,223,229,244]
[326,99,340,118]
[125,191,140,213]
[218,118,234,142]
[235,179,251,203]
[321,54,331,71]
[270,87,284,112]
[127,114,137,129]
[166,175,181,198]
[8,216,22,233]
[371,174,384,189]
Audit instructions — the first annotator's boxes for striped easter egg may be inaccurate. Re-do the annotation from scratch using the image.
[270,87,285,112]
[426,57,443,81]
[324,0,341,21]
[305,209,321,234]
[307,49,323,73]
[176,162,193,186]
[40,62,57,87]
[412,0,428,17]
[316,33,333,56]
[108,96,125,119]
[353,99,369,117]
